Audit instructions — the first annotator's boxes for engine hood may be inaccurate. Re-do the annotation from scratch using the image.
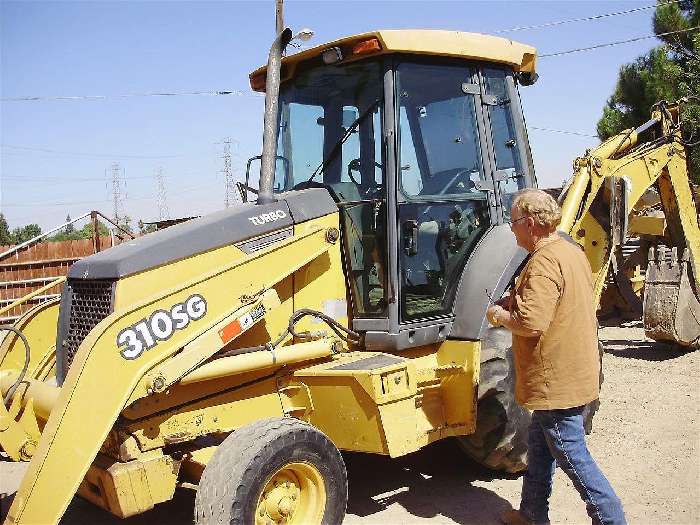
[68,188,337,280]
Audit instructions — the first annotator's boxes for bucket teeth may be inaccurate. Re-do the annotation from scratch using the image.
[656,245,666,263]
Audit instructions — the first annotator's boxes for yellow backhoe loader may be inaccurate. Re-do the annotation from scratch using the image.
[1,23,698,525]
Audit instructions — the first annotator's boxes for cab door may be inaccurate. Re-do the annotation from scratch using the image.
[395,61,493,322]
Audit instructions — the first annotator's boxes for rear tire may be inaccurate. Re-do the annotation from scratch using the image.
[458,329,603,473]
[458,328,530,473]
[194,417,347,525]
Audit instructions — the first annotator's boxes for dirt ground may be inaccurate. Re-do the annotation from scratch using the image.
[1,323,698,525]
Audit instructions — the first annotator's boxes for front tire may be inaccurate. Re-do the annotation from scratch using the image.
[195,417,347,525]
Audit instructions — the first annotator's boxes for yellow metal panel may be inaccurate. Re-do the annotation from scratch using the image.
[292,215,349,338]
[665,154,700,290]
[629,215,666,236]
[290,377,390,454]
[123,377,283,451]
[0,298,59,380]
[78,451,179,518]
[250,30,537,88]
[436,340,479,429]
[289,341,479,458]
[113,244,248,311]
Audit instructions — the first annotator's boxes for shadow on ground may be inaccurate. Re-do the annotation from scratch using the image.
[601,340,694,361]
[345,439,517,524]
[2,440,517,525]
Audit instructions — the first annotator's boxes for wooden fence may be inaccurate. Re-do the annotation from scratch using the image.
[0,236,114,322]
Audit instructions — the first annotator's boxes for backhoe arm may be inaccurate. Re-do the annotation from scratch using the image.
[559,102,700,347]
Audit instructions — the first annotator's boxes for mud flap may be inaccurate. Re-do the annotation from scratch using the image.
[643,246,700,347]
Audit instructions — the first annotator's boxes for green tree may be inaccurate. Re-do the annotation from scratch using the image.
[79,220,110,239]
[64,214,75,234]
[49,213,86,241]
[11,224,42,244]
[597,0,699,183]
[138,219,157,235]
[117,215,133,235]
[0,214,12,245]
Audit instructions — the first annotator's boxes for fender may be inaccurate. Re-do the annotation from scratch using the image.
[450,224,528,340]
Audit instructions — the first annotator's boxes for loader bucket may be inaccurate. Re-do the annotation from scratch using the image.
[643,246,700,347]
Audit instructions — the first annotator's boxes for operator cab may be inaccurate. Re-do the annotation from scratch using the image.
[247,30,537,347]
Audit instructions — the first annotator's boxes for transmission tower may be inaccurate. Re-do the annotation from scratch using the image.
[155,167,170,220]
[221,138,237,208]
[109,162,125,223]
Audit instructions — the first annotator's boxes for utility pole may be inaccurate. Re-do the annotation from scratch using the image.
[109,162,124,224]
[221,138,237,208]
[155,167,170,220]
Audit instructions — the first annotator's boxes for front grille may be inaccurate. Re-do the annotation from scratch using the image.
[58,279,114,382]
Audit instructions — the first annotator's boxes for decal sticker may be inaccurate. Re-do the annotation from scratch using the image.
[117,294,207,360]
[218,303,266,344]
[248,209,287,226]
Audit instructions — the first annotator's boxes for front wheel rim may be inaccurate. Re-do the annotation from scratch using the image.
[255,461,326,524]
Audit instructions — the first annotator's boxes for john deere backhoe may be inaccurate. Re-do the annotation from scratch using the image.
[1,23,698,525]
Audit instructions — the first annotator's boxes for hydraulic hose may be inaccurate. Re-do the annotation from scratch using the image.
[1,325,31,406]
[216,308,360,360]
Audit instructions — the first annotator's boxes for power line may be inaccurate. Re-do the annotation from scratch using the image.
[529,126,598,138]
[1,184,205,208]
[541,27,700,58]
[1,144,186,159]
[1,174,154,182]
[1,89,262,103]
[494,0,682,34]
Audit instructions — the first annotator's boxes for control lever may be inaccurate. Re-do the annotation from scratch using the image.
[404,220,418,256]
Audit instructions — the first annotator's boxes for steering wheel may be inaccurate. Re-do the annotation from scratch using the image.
[291,180,327,192]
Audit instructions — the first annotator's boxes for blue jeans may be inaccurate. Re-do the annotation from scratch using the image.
[520,406,626,525]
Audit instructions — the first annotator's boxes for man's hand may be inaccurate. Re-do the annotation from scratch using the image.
[487,304,542,338]
[486,304,507,327]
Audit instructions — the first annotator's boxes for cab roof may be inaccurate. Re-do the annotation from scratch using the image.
[249,29,537,91]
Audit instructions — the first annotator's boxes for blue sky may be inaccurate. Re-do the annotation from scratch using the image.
[1,0,662,231]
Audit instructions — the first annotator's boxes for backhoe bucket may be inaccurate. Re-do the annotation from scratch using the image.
[643,246,700,348]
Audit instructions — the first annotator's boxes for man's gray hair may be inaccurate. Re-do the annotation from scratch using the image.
[512,189,562,231]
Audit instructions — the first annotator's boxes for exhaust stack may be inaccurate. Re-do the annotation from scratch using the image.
[257,2,292,205]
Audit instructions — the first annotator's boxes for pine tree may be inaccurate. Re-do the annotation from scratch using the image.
[597,0,699,183]
[0,214,12,246]
[64,214,75,234]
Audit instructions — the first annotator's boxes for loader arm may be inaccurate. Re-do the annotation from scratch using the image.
[5,223,337,525]
[559,103,700,346]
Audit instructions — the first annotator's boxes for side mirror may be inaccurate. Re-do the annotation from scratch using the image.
[609,176,630,247]
[245,155,291,202]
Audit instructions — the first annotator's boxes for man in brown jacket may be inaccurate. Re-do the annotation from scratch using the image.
[487,189,626,525]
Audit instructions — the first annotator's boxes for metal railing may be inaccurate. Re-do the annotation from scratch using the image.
[0,276,67,321]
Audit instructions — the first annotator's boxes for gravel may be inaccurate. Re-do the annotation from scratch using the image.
[1,324,698,524]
